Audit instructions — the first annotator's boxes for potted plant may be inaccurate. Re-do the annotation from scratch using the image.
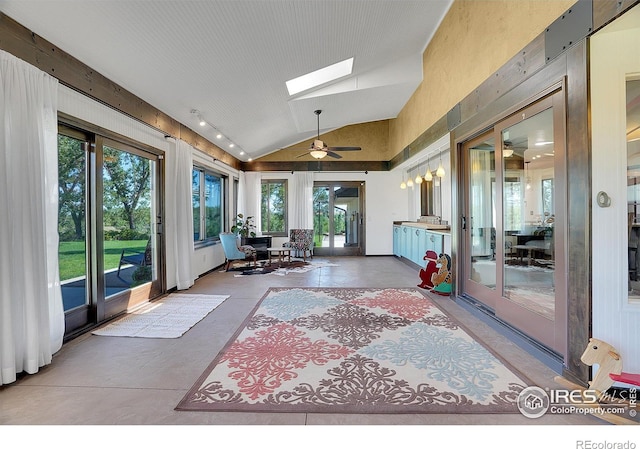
[231,213,256,242]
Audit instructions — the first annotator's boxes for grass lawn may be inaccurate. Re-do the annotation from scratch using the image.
[59,239,148,281]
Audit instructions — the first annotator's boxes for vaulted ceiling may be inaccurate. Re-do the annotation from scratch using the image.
[0,0,453,163]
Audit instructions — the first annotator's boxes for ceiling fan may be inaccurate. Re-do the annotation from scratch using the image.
[297,110,361,159]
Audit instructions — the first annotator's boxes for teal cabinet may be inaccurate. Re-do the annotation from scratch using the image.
[393,226,401,256]
[394,224,446,268]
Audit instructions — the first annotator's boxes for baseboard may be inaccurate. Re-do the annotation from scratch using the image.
[455,294,565,374]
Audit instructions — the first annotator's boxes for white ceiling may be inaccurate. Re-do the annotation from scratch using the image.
[0,0,453,160]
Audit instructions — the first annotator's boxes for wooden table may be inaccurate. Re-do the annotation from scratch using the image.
[267,247,291,265]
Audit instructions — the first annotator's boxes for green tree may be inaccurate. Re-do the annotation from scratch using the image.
[58,135,86,240]
[261,181,285,233]
[103,147,151,231]
[313,187,329,244]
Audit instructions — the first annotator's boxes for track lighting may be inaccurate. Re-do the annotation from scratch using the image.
[190,108,248,158]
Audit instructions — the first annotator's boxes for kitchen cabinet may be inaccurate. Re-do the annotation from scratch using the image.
[392,223,448,268]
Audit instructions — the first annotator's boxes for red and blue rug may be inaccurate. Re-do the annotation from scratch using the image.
[176,287,529,413]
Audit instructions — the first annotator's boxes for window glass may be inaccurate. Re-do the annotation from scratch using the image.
[261,180,287,235]
[192,169,201,240]
[205,173,222,238]
[193,167,225,244]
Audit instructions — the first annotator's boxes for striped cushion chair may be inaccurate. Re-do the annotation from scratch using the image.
[283,229,314,261]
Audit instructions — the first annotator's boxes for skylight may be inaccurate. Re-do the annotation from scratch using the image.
[286,58,354,96]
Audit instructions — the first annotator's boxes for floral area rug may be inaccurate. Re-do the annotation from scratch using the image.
[176,288,529,413]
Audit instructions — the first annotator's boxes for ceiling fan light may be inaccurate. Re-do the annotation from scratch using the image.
[503,148,514,157]
[310,149,327,159]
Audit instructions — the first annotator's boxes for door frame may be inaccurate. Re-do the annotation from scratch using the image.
[456,86,567,356]
[312,181,365,256]
[58,114,166,339]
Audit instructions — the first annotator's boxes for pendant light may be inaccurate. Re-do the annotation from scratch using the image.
[424,157,433,181]
[400,172,407,189]
[407,173,414,188]
[436,150,445,178]
[525,161,531,190]
[415,164,423,184]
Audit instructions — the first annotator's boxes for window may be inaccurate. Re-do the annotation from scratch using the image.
[193,167,225,244]
[261,179,287,235]
[541,178,554,218]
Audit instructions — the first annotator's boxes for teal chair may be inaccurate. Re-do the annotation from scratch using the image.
[219,232,257,271]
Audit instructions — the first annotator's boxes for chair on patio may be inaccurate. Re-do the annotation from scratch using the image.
[283,229,314,261]
[219,232,257,271]
[117,237,152,280]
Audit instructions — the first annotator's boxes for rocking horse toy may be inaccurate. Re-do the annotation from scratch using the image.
[580,338,640,395]
[554,338,640,424]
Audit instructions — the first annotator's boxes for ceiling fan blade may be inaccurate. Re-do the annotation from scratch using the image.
[297,152,310,158]
[325,151,342,159]
[328,146,361,151]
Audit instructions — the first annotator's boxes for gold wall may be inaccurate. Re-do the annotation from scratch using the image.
[389,0,575,154]
[256,119,391,162]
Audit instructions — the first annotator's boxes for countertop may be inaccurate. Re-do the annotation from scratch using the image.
[393,221,451,234]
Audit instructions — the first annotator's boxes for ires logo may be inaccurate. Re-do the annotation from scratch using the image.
[517,386,631,419]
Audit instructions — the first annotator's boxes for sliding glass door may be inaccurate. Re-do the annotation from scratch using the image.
[313,182,364,256]
[99,138,163,320]
[58,126,164,336]
[461,91,566,355]
[58,127,90,332]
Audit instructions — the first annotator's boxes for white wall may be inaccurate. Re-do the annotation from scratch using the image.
[314,171,409,255]
[590,6,640,374]
[261,170,409,255]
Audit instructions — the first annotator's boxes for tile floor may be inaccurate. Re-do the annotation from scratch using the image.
[1,256,606,429]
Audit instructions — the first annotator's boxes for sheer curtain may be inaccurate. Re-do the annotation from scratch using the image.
[167,139,195,290]
[290,172,314,229]
[239,171,261,232]
[0,50,64,385]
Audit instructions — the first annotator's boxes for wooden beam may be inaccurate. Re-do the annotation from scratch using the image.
[593,0,640,31]
[242,160,389,172]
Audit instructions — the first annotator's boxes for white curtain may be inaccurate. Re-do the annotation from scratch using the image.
[239,171,261,232]
[290,172,314,229]
[0,50,64,385]
[167,139,195,290]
